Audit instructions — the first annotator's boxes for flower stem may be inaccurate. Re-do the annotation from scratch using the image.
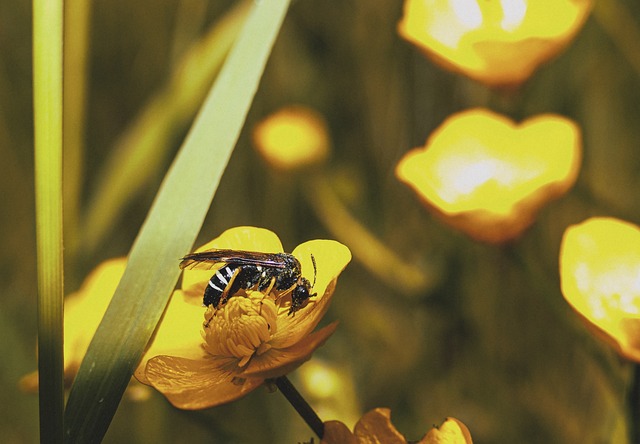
[630,363,640,444]
[274,376,324,439]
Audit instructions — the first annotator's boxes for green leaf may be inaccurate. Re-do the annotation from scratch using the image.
[81,0,252,254]
[33,0,65,441]
[63,1,291,442]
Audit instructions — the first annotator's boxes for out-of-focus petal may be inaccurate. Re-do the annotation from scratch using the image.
[398,0,593,87]
[64,259,127,374]
[322,421,359,444]
[419,417,473,444]
[253,105,330,171]
[396,109,581,243]
[354,408,407,444]
[560,217,640,362]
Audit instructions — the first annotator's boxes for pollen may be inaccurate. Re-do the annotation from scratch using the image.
[202,291,278,367]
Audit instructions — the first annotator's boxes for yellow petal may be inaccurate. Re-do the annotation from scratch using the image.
[398,0,593,87]
[321,421,358,444]
[135,290,208,384]
[242,322,339,379]
[181,226,284,294]
[419,417,473,444]
[145,354,264,410]
[396,109,581,243]
[354,408,407,444]
[560,217,640,362]
[64,258,127,376]
[272,239,351,348]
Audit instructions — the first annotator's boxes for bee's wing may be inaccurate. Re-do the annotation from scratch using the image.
[179,249,290,270]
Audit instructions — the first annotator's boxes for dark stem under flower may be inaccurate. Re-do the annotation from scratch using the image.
[274,375,324,439]
[630,364,640,444]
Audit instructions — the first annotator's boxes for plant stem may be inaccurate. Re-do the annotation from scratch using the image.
[33,0,65,441]
[630,364,640,444]
[275,376,324,439]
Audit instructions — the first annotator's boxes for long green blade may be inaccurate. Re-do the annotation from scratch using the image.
[33,0,65,441]
[81,0,251,253]
[63,1,291,442]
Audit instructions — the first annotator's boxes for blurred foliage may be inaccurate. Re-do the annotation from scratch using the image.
[4,0,640,442]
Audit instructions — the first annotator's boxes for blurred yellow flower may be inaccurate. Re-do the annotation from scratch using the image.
[560,217,640,362]
[20,259,128,392]
[322,408,473,444]
[395,108,581,243]
[253,105,330,171]
[398,0,593,87]
[134,226,351,410]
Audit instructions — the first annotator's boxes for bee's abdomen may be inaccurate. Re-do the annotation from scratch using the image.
[203,264,240,307]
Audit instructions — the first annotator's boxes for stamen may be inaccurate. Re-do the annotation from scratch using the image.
[202,291,278,366]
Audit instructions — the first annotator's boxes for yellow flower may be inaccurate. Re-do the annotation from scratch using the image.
[134,226,351,410]
[398,0,593,87]
[252,105,330,171]
[322,408,473,444]
[560,217,640,362]
[395,108,581,243]
[20,259,129,392]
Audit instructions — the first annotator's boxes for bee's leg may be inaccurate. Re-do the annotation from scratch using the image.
[253,277,277,318]
[204,268,242,327]
[262,277,276,296]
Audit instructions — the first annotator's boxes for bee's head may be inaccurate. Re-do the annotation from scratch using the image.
[289,278,316,315]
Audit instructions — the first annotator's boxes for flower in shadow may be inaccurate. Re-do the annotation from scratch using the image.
[322,408,473,443]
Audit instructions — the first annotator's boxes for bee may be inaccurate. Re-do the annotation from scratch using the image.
[179,249,317,315]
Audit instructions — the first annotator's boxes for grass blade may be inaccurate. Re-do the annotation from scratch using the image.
[63,1,291,442]
[63,0,91,258]
[33,0,65,441]
[81,0,252,253]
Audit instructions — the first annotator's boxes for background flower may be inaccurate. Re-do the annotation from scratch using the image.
[396,108,581,243]
[20,259,127,391]
[560,217,640,362]
[252,105,330,171]
[398,0,593,87]
[322,408,473,444]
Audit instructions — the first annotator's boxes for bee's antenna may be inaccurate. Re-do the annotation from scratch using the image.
[311,254,317,288]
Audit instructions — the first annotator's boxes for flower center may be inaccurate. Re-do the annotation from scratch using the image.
[202,291,278,367]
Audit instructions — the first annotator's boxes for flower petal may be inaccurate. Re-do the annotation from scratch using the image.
[354,408,407,444]
[271,240,351,348]
[419,417,473,444]
[65,258,127,378]
[396,109,581,243]
[321,421,358,444]
[560,217,640,362]
[145,355,264,410]
[398,0,592,87]
[242,322,339,379]
[182,226,285,293]
[135,290,208,384]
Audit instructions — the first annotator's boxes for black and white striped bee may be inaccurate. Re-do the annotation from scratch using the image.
[179,249,317,315]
